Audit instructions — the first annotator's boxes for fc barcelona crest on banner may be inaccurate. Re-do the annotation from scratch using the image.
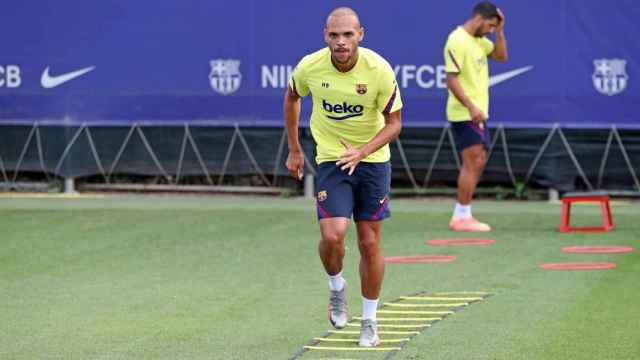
[209,59,242,95]
[356,83,367,95]
[592,59,628,96]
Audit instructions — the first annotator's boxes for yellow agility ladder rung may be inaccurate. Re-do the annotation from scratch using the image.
[329,330,420,335]
[304,345,402,351]
[433,291,489,296]
[346,323,431,329]
[313,337,409,344]
[354,316,442,322]
[378,310,454,315]
[400,296,483,301]
[384,302,467,308]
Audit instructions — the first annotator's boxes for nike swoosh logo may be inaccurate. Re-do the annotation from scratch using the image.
[326,113,363,121]
[41,66,96,89]
[489,66,533,87]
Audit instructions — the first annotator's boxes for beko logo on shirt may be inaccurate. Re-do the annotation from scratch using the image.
[322,99,364,121]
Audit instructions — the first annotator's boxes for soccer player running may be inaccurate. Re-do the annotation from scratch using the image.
[284,7,402,347]
[445,1,508,232]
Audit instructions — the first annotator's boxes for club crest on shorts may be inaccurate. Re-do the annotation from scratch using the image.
[317,190,328,202]
[209,59,242,95]
[356,83,367,95]
[592,58,628,96]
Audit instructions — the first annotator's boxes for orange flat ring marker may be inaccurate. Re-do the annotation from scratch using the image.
[561,246,633,254]
[385,255,457,264]
[540,262,616,270]
[426,238,495,246]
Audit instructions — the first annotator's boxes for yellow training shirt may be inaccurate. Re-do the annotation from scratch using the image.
[444,26,494,121]
[289,47,402,164]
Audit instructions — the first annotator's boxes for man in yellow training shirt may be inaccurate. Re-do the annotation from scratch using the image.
[284,7,402,347]
[445,1,508,232]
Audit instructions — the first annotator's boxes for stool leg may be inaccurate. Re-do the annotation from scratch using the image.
[560,202,570,232]
[602,200,614,230]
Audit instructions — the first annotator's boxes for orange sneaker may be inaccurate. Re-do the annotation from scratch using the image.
[449,217,491,232]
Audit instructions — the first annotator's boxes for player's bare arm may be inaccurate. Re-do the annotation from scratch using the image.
[446,73,487,124]
[489,8,508,62]
[284,86,304,180]
[336,109,402,175]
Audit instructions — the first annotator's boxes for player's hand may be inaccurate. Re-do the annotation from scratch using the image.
[336,139,364,176]
[496,8,505,30]
[286,150,305,180]
[468,104,487,125]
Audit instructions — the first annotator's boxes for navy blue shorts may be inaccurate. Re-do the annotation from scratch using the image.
[450,121,491,152]
[315,162,391,222]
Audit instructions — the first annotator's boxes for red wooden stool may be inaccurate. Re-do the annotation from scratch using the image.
[560,192,614,233]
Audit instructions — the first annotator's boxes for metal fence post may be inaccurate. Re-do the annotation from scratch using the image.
[304,174,314,199]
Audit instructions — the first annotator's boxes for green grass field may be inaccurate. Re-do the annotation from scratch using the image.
[1,196,639,359]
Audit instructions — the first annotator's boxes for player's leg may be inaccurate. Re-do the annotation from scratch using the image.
[353,162,390,302]
[319,218,350,329]
[315,162,356,329]
[450,121,491,231]
[355,220,383,347]
[353,162,391,347]
[319,218,349,283]
[356,220,384,303]
[458,143,486,205]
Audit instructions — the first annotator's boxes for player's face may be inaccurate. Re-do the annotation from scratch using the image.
[476,17,499,37]
[324,15,364,65]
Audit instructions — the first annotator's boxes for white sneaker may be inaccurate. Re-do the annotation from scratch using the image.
[328,284,348,329]
[358,319,380,347]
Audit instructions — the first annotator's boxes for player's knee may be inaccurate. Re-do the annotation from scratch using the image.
[474,153,486,169]
[466,152,485,171]
[358,236,380,255]
[321,232,344,248]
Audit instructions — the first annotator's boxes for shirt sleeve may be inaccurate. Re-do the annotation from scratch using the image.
[376,64,403,114]
[288,58,310,97]
[444,38,464,74]
[480,37,495,56]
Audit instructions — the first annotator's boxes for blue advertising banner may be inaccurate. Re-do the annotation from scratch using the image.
[0,0,637,128]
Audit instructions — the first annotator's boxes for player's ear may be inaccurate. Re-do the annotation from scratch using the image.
[358,26,364,42]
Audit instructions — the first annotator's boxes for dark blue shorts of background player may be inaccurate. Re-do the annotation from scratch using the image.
[450,121,491,152]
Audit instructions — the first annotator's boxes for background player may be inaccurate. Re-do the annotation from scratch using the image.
[444,1,508,232]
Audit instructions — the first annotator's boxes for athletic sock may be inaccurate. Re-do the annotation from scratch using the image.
[453,202,472,219]
[328,271,345,291]
[362,297,379,321]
